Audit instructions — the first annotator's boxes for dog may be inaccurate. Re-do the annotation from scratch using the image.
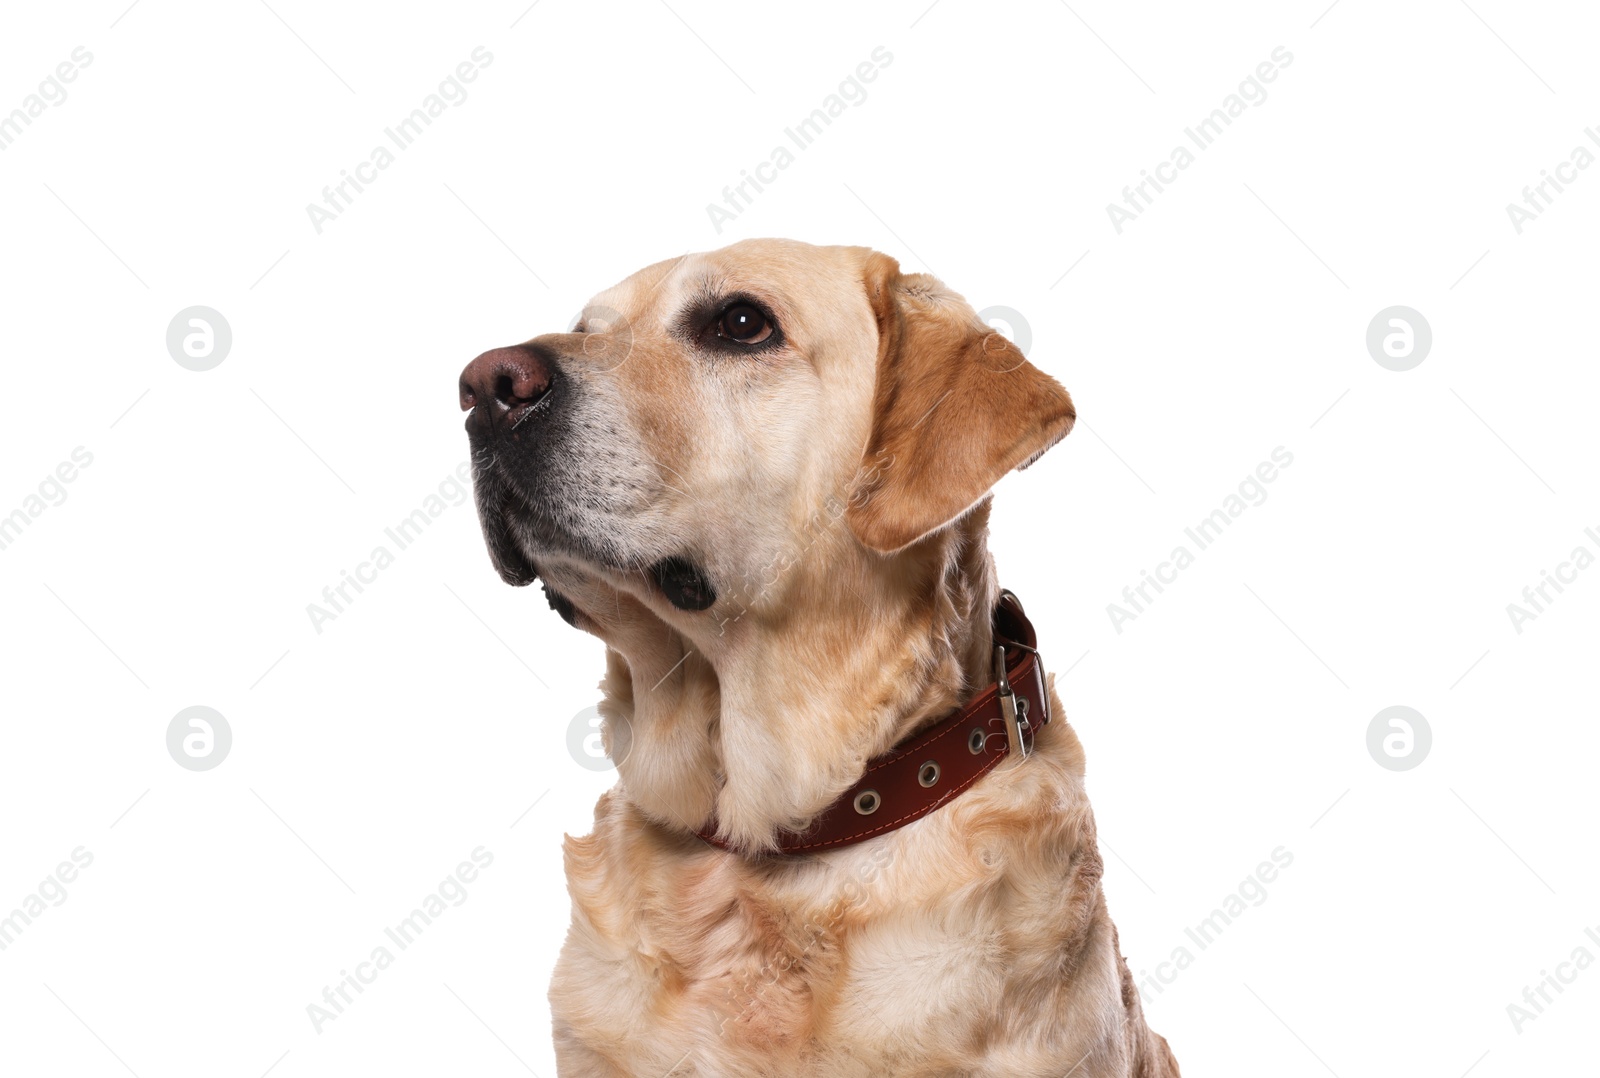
[459,239,1179,1077]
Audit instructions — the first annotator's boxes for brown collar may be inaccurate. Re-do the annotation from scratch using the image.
[696,590,1050,855]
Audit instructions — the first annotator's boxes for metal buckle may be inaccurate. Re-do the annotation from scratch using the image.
[994,645,1030,761]
[996,591,1049,727]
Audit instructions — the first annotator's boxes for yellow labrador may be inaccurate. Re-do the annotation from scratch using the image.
[459,239,1178,1077]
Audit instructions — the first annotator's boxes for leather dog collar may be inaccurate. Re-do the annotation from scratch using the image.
[695,589,1050,855]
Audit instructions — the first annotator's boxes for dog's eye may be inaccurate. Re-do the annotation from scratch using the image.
[717,303,772,344]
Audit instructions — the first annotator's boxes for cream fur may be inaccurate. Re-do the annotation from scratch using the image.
[471,240,1177,1076]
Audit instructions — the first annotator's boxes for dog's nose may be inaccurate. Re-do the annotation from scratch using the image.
[459,344,554,427]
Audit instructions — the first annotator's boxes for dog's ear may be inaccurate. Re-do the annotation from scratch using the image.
[845,252,1076,554]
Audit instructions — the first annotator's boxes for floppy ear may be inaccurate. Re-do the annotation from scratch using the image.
[845,252,1077,553]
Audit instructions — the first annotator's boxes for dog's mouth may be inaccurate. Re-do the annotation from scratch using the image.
[534,557,714,636]
[470,466,541,588]
[648,556,717,611]
[476,477,718,620]
[469,453,629,587]
[542,580,577,626]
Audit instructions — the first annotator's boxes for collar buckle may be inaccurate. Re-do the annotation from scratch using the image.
[994,644,1031,761]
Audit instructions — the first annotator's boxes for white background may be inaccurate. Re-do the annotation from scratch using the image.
[1,0,1596,1075]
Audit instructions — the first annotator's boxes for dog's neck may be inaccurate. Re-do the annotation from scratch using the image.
[589,500,1001,852]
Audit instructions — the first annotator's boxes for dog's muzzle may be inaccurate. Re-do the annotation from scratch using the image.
[459,342,563,587]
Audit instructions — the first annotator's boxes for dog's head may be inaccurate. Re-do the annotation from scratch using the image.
[459,238,1075,845]
[461,238,1074,611]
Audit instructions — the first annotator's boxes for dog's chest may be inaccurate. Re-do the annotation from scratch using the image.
[551,830,1034,1074]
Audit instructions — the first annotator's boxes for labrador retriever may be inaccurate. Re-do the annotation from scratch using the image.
[459,239,1178,1077]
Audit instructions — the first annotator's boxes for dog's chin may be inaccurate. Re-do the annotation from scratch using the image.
[542,581,578,626]
[474,491,618,590]
[476,510,539,587]
[475,486,718,622]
